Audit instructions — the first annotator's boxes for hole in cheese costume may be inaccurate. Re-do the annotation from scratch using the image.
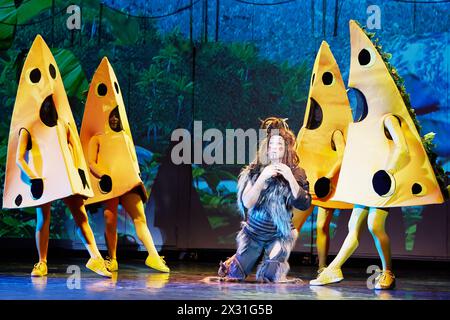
[332,21,445,207]
[295,41,353,209]
[310,21,446,288]
[2,35,112,278]
[3,35,92,209]
[80,57,147,205]
[293,41,353,270]
[80,57,168,273]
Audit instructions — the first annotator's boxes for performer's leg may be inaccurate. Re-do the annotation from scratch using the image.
[35,202,51,263]
[218,228,264,281]
[121,191,169,272]
[316,207,334,270]
[31,203,51,276]
[367,207,395,289]
[310,205,368,285]
[121,192,158,257]
[63,195,111,277]
[256,229,298,282]
[328,205,368,270]
[367,207,391,270]
[63,195,102,259]
[292,206,313,269]
[292,206,314,232]
[103,198,119,260]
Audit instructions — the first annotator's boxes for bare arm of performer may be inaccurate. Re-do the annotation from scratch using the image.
[16,129,38,179]
[241,165,279,209]
[325,130,346,179]
[87,135,104,178]
[384,115,408,174]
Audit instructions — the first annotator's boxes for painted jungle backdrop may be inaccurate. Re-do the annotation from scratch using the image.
[0,0,449,260]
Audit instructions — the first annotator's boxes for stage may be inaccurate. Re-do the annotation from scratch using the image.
[0,258,449,300]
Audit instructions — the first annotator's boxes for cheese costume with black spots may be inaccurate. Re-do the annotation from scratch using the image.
[80,57,169,273]
[293,41,353,273]
[310,21,447,290]
[2,35,111,278]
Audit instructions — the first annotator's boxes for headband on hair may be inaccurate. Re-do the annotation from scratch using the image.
[259,117,289,134]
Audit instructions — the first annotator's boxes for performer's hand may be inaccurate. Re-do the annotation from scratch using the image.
[273,163,295,182]
[259,165,279,181]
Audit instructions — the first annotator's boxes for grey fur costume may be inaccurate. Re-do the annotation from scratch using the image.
[218,164,311,282]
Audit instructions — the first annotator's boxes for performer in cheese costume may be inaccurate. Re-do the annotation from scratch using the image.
[2,35,111,278]
[293,41,353,275]
[217,118,311,282]
[80,57,169,273]
[310,21,447,290]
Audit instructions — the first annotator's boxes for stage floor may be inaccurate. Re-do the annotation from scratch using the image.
[0,259,449,300]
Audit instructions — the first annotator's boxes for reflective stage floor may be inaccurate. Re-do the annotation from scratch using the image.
[0,259,449,300]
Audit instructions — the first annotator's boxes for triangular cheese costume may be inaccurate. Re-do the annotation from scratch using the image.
[80,57,147,205]
[333,20,444,207]
[295,41,353,209]
[3,35,92,209]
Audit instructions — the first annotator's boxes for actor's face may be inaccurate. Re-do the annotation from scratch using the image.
[268,135,285,163]
[109,112,120,130]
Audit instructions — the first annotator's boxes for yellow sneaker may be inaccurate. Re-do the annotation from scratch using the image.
[105,257,118,272]
[31,262,48,277]
[86,257,112,278]
[374,270,396,290]
[309,267,343,286]
[317,265,327,275]
[145,255,170,273]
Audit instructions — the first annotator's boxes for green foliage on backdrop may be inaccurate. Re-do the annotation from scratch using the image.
[0,0,310,239]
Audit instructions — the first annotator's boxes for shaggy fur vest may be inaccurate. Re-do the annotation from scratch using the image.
[236,164,311,241]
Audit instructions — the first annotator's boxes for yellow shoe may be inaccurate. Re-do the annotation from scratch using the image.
[86,257,112,278]
[374,270,396,290]
[105,257,118,272]
[31,262,48,277]
[145,255,170,273]
[317,265,327,275]
[310,267,343,286]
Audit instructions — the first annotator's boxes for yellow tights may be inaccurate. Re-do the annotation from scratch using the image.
[328,206,392,271]
[293,206,334,269]
[103,191,159,260]
[36,195,102,263]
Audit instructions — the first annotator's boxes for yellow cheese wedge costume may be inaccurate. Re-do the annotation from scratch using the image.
[333,20,444,207]
[295,41,353,209]
[3,35,92,209]
[80,57,147,205]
